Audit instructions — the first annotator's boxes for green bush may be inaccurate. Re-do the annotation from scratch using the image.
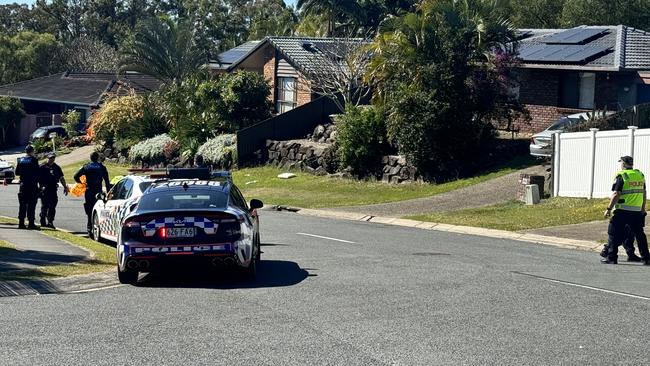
[90,94,166,144]
[61,110,81,137]
[129,134,174,165]
[336,105,387,176]
[196,134,237,169]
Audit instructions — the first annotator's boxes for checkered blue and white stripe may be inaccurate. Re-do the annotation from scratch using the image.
[142,217,218,236]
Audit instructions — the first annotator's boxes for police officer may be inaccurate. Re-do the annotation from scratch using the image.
[600,225,644,262]
[74,152,110,234]
[602,156,650,265]
[193,154,207,168]
[38,153,68,228]
[15,145,40,229]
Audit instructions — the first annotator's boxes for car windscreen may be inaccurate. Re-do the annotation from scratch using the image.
[137,188,228,211]
[32,128,47,137]
[548,117,580,131]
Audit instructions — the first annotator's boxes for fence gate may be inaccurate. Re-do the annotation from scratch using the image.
[553,126,650,198]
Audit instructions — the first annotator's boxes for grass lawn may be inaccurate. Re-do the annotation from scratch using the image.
[61,161,131,184]
[0,217,115,281]
[59,155,535,209]
[406,198,608,232]
[234,156,536,209]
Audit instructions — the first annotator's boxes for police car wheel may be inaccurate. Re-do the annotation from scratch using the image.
[117,267,138,284]
[92,214,101,242]
[242,257,257,279]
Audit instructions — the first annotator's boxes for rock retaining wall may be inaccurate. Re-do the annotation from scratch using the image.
[266,139,337,175]
[380,155,421,184]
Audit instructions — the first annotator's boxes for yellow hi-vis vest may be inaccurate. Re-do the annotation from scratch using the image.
[615,169,645,212]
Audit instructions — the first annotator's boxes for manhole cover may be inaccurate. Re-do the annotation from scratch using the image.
[412,252,450,256]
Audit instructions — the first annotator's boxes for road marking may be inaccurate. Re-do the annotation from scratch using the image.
[65,284,125,294]
[296,232,356,244]
[513,271,650,301]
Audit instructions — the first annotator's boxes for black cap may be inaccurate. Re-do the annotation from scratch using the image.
[619,156,633,165]
[25,145,34,153]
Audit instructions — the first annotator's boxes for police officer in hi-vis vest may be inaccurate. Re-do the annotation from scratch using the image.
[602,156,650,265]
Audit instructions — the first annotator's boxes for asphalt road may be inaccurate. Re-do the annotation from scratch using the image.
[1,185,650,365]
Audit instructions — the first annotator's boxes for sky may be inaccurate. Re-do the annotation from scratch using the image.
[1,0,298,6]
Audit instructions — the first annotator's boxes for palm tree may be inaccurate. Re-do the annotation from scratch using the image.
[118,17,208,83]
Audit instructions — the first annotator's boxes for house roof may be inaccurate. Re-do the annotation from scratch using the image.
[209,41,261,70]
[0,72,163,107]
[223,36,367,75]
[518,25,650,71]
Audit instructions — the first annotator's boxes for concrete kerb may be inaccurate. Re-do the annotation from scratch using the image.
[292,208,601,253]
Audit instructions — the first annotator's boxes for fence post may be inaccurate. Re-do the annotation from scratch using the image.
[628,126,638,157]
[553,132,561,197]
[588,128,599,199]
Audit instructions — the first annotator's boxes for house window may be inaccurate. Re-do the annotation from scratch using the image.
[560,72,595,109]
[276,77,297,113]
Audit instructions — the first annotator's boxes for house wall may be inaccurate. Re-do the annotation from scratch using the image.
[515,69,624,134]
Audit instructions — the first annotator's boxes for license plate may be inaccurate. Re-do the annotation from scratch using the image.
[163,227,196,238]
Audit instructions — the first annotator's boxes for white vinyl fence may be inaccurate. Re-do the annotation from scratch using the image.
[553,126,650,198]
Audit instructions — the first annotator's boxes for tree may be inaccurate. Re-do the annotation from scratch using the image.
[560,0,650,31]
[0,97,26,146]
[299,36,373,112]
[119,17,208,83]
[0,31,62,85]
[366,0,525,178]
[247,0,298,40]
[61,38,120,72]
[296,0,363,36]
[507,0,565,28]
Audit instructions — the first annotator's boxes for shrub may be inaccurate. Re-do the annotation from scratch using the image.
[129,134,174,165]
[32,136,65,154]
[61,110,81,137]
[336,105,387,176]
[89,94,166,144]
[64,135,91,148]
[163,139,181,160]
[196,134,237,168]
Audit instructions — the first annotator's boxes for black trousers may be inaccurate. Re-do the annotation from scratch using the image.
[18,188,38,225]
[40,190,58,224]
[607,211,650,261]
[84,191,98,231]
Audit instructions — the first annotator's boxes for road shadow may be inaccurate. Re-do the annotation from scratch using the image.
[136,260,311,289]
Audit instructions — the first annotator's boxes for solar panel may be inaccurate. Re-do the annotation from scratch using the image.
[542,28,608,44]
[518,45,611,63]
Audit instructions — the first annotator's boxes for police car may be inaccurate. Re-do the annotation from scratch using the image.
[115,168,263,284]
[91,175,156,243]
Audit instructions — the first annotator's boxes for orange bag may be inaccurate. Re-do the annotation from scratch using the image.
[69,175,87,197]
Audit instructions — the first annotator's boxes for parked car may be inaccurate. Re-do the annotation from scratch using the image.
[0,158,15,184]
[529,111,615,157]
[29,126,67,142]
[114,168,263,284]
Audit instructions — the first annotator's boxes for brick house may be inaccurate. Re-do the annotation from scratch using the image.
[516,25,650,133]
[211,37,361,114]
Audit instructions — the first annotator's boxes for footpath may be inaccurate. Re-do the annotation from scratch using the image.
[0,221,116,297]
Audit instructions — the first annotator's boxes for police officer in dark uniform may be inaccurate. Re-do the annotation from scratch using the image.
[74,152,110,234]
[602,156,650,265]
[193,154,207,168]
[15,145,40,229]
[600,225,644,261]
[39,153,68,228]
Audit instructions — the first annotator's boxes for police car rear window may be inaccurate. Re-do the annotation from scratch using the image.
[138,190,228,210]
